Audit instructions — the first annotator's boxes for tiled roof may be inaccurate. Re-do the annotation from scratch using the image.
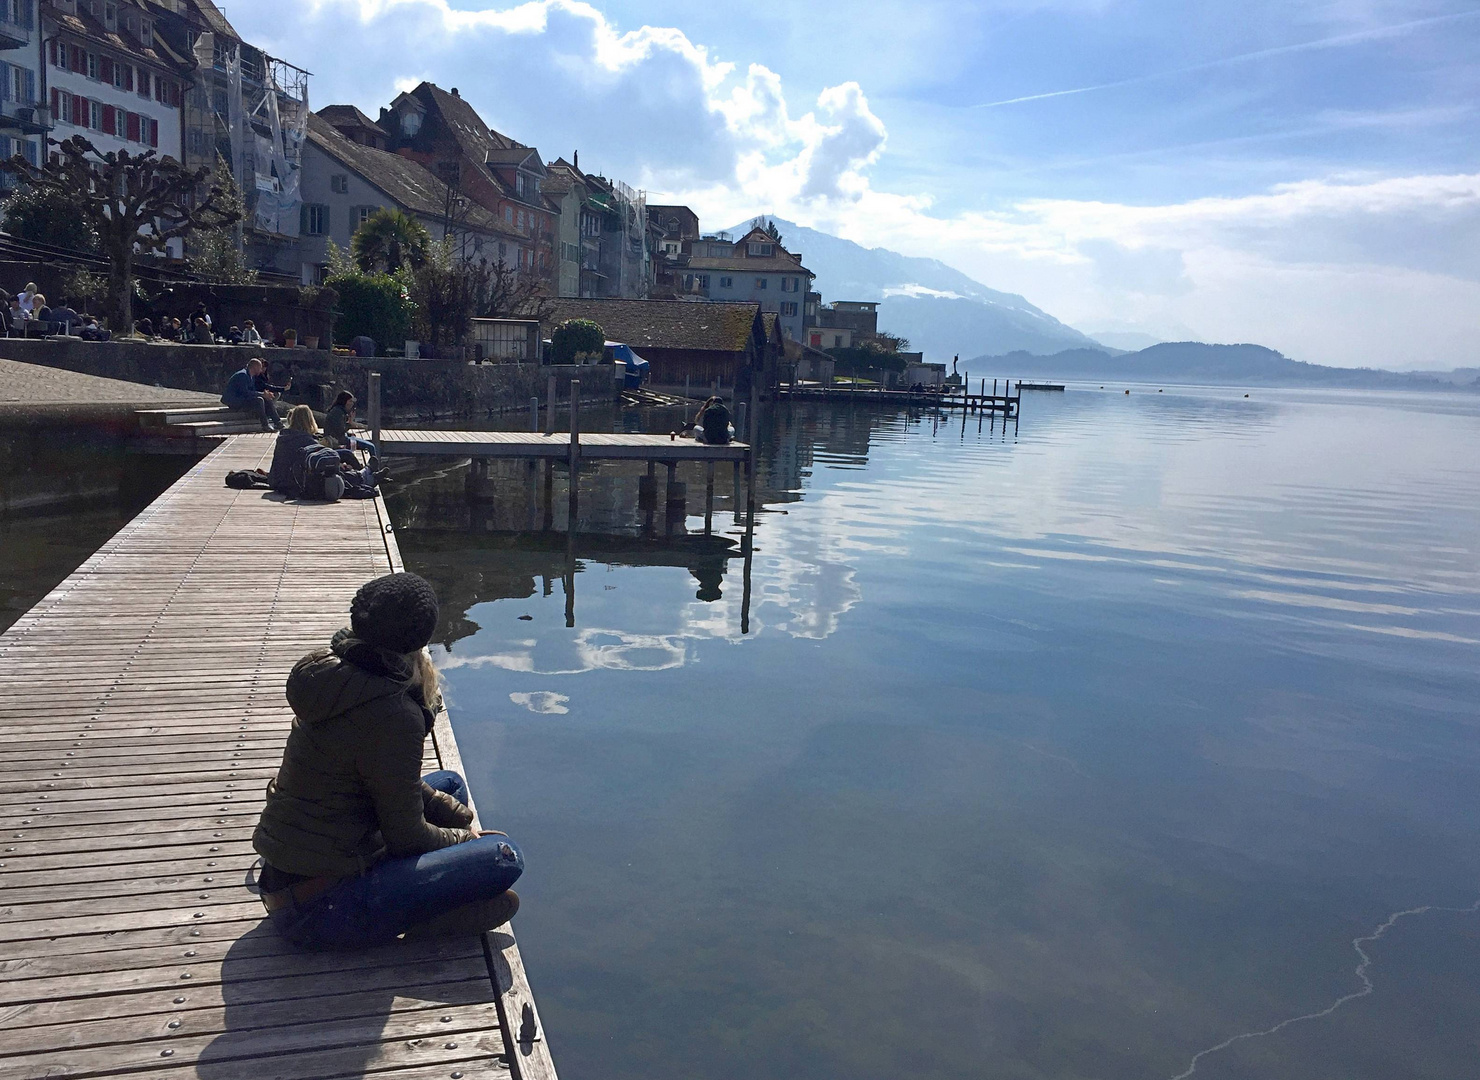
[687,253,813,275]
[317,104,386,137]
[544,298,761,354]
[306,113,523,242]
[179,0,239,41]
[50,6,186,71]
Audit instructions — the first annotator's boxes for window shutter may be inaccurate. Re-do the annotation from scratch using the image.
[126,111,139,142]
[123,64,132,91]
[49,86,57,120]
[24,139,36,166]
[148,118,157,147]
[0,62,10,104]
[21,0,32,30]
[23,67,33,105]
[72,48,84,74]
[100,57,111,84]
[47,40,55,66]
[102,104,115,135]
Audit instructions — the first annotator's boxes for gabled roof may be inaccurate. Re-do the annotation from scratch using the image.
[305,113,523,242]
[317,104,386,138]
[543,298,762,354]
[485,147,544,172]
[175,0,239,42]
[687,253,813,275]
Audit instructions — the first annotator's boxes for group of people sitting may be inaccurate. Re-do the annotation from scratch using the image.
[134,304,267,346]
[3,283,109,339]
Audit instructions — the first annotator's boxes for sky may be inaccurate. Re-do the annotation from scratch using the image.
[232,0,1480,368]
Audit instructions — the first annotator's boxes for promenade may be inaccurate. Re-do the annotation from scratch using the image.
[0,434,556,1080]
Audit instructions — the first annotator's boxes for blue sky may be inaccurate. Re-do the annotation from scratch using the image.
[237,1,1480,367]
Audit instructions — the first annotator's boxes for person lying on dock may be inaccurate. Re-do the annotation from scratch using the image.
[253,572,523,949]
[222,358,282,432]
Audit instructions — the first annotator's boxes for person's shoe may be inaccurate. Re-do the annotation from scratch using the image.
[369,454,382,472]
[373,468,392,485]
[403,889,519,940]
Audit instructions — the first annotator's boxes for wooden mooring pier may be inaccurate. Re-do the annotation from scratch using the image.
[0,435,557,1080]
[777,377,1023,416]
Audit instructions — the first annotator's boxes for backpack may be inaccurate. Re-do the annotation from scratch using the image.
[225,469,271,490]
[291,444,347,500]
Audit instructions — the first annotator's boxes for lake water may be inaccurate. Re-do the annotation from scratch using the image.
[387,387,1480,1080]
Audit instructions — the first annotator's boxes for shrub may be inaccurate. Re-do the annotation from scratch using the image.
[327,270,415,353]
[3,180,100,254]
[550,318,605,363]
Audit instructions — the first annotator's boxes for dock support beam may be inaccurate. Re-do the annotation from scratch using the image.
[368,371,381,446]
[704,462,715,537]
[546,374,557,434]
[568,380,580,532]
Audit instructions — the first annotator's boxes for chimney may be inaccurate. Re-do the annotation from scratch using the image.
[451,88,459,98]
[573,150,578,169]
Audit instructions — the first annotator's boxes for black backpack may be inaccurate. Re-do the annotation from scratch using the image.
[291,445,346,500]
[225,469,271,490]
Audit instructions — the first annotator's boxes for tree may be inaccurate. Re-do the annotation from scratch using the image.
[408,238,486,348]
[0,136,237,331]
[478,256,554,323]
[3,181,100,254]
[352,208,430,274]
[750,215,784,247]
[189,154,257,284]
[326,269,414,353]
[550,318,605,363]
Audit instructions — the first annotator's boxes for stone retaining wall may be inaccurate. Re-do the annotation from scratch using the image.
[0,338,616,419]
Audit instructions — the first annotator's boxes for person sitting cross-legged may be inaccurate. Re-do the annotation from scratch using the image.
[222,358,282,431]
[253,572,523,950]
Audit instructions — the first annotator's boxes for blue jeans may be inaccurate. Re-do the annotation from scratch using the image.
[269,770,523,951]
[344,435,378,457]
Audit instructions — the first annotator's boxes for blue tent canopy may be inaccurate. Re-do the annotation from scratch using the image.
[608,342,649,387]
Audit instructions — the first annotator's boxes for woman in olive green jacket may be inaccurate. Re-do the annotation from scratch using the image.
[253,572,522,950]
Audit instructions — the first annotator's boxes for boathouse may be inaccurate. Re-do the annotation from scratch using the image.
[542,298,783,390]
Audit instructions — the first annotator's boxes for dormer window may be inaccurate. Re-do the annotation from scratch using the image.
[747,241,774,256]
[103,2,117,30]
[140,17,151,45]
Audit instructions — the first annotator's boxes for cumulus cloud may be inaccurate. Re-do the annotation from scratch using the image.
[237,0,1479,367]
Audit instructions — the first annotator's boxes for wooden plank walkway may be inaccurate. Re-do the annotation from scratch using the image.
[0,434,557,1080]
[378,428,748,462]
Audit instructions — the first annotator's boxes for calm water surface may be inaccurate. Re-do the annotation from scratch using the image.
[388,387,1480,1080]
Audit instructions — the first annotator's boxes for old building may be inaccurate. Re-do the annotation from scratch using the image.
[299,110,522,282]
[544,296,783,388]
[816,299,879,338]
[377,83,555,287]
[43,0,188,162]
[542,159,589,297]
[679,225,814,342]
[0,0,43,179]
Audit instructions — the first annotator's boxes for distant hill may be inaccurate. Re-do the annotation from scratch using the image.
[966,342,1475,390]
[725,217,1104,359]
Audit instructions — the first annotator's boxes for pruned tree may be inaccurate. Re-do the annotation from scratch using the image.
[478,256,554,323]
[409,238,485,348]
[1,135,238,331]
[352,208,430,274]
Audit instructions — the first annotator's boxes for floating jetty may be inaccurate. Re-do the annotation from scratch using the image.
[0,434,558,1080]
[777,381,1021,416]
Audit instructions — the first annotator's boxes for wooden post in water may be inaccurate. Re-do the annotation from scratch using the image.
[530,396,539,431]
[546,374,557,434]
[747,372,759,516]
[704,461,715,536]
[367,371,381,446]
[542,460,553,530]
[732,460,742,523]
[568,379,580,530]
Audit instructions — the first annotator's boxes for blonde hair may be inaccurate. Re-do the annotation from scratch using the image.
[286,405,318,433]
[410,648,442,713]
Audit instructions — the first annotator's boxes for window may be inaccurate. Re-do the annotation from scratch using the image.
[137,70,150,99]
[833,334,844,348]
[719,276,732,288]
[5,63,34,104]
[5,1,35,30]
[517,209,525,231]
[330,174,348,194]
[754,277,768,289]
[85,51,97,80]
[503,206,513,224]
[139,16,151,45]
[781,302,798,317]
[112,59,125,88]
[357,206,375,226]
[696,274,709,289]
[747,241,774,256]
[89,99,102,130]
[102,1,115,30]
[302,203,328,235]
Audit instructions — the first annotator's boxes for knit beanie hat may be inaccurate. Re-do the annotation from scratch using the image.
[350,572,439,654]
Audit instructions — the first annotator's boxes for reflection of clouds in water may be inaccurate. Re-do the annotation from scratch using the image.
[509,691,570,715]
[434,628,686,676]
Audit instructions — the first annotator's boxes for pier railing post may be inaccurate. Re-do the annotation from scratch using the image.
[530,396,539,431]
[546,374,557,434]
[568,380,580,530]
[368,371,381,446]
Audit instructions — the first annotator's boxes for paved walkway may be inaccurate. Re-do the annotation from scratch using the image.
[0,356,218,420]
[0,434,557,1080]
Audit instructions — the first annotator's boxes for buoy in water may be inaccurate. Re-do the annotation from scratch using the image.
[1124,389,1130,395]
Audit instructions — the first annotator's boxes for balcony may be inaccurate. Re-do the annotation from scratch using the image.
[0,101,49,135]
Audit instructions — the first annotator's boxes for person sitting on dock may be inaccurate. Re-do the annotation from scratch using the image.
[323,391,378,459]
[695,396,733,445]
[253,572,523,949]
[222,358,282,431]
[253,361,292,400]
[269,405,382,499]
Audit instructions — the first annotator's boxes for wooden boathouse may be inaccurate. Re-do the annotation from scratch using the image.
[0,435,558,1080]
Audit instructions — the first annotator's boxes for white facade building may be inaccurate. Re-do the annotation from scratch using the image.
[681,226,814,341]
[44,0,185,163]
[0,0,44,179]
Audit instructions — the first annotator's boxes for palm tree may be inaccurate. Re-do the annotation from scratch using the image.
[352,208,431,274]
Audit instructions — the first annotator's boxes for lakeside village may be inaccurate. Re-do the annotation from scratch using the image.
[0,0,952,438]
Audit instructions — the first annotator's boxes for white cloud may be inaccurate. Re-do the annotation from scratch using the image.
[248,0,1478,368]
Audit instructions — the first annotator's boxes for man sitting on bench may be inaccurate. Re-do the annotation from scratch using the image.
[222,358,283,431]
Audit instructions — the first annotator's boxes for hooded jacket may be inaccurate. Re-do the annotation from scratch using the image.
[253,631,474,878]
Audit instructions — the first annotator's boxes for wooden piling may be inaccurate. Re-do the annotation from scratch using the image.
[568,380,580,530]
[546,374,557,434]
[368,370,381,446]
[704,462,715,536]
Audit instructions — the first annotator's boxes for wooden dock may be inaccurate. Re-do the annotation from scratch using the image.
[777,382,1021,415]
[0,434,557,1080]
[377,429,748,462]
